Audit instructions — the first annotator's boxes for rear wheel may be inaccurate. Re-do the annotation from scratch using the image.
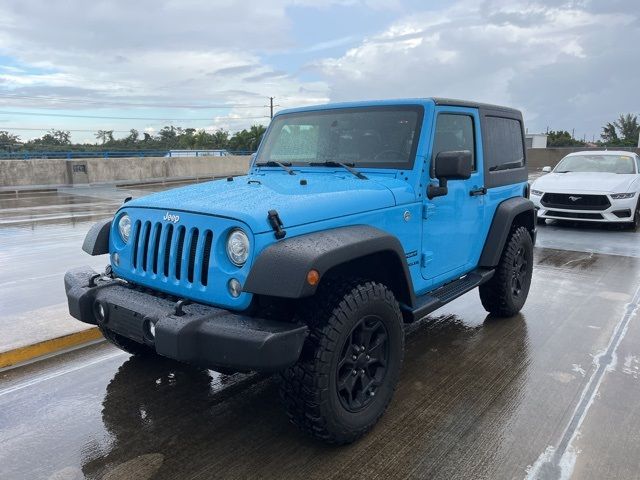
[279,279,404,444]
[98,324,156,356]
[479,226,534,317]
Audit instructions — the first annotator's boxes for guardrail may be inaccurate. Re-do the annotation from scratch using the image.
[0,150,255,159]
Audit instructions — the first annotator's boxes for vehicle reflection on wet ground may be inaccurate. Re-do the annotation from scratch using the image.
[536,219,640,258]
[1,247,639,480]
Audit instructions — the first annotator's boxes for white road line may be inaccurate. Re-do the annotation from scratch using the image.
[525,282,640,480]
[0,351,126,398]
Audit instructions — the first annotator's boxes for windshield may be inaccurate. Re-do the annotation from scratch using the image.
[554,154,637,174]
[256,106,423,169]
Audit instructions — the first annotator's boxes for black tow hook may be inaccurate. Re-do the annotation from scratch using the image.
[267,209,287,239]
[174,299,191,317]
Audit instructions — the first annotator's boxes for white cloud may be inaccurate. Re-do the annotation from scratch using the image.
[314,0,639,137]
[0,0,638,141]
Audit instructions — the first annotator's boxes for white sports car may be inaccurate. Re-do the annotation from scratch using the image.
[531,150,640,229]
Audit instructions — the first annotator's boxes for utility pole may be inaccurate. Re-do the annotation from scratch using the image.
[269,97,274,119]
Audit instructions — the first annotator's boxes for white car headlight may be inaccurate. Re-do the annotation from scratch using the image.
[611,192,635,199]
[118,214,132,243]
[531,189,543,196]
[226,229,250,266]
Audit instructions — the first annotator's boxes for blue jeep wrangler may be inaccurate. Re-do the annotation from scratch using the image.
[65,98,535,444]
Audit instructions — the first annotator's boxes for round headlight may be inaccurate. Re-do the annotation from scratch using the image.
[118,214,131,243]
[226,229,250,266]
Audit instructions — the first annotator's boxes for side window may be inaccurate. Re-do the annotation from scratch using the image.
[432,114,475,171]
[484,116,525,171]
[636,156,640,173]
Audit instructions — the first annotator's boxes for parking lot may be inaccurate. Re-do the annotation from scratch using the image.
[1,184,639,480]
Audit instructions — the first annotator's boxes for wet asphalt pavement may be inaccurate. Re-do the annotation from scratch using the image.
[1,186,640,479]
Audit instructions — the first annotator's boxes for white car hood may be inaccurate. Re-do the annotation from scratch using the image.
[532,172,638,193]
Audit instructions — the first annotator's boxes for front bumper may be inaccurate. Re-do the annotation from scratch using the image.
[64,267,308,372]
[532,193,638,223]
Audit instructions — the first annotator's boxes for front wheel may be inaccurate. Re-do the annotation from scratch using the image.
[279,279,404,444]
[479,226,534,317]
[627,198,640,231]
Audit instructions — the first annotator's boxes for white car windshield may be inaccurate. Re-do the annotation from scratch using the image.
[555,154,636,174]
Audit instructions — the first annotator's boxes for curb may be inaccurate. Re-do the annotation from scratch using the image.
[0,328,104,369]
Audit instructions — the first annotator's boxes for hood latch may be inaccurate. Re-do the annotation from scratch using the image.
[267,209,287,240]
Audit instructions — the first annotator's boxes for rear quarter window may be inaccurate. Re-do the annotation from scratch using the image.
[484,116,525,171]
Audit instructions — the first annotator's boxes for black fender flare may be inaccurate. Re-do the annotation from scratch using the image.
[243,225,415,304]
[478,196,536,267]
[82,218,111,255]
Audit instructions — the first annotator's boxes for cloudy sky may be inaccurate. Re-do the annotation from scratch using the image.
[0,0,638,143]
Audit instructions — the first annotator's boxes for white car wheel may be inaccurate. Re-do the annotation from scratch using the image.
[631,198,640,231]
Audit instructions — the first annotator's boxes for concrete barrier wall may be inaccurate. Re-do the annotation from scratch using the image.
[0,158,71,187]
[1,155,251,188]
[3,150,639,188]
[527,147,640,171]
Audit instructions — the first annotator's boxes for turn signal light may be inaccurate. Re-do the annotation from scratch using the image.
[306,269,320,286]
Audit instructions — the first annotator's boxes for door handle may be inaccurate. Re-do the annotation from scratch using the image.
[470,187,487,196]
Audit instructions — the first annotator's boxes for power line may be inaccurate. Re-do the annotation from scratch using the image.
[0,93,266,109]
[0,126,132,133]
[0,126,256,134]
[0,110,270,121]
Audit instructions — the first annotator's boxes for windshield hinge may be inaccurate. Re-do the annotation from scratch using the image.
[267,209,287,240]
[423,204,436,219]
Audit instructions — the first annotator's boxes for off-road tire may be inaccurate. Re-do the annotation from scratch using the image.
[98,324,156,356]
[279,279,404,444]
[479,226,533,317]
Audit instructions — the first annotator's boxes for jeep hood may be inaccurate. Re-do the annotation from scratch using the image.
[532,172,638,193]
[126,173,408,233]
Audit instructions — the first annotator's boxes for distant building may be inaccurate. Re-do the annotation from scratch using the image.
[525,133,548,149]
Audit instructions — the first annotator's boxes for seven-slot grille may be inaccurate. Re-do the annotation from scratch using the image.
[131,220,214,286]
[541,193,610,211]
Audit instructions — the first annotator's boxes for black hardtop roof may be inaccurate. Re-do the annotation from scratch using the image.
[432,97,522,115]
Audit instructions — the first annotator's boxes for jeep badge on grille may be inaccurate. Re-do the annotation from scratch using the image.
[163,212,180,223]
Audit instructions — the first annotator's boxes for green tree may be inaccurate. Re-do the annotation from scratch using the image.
[95,130,114,145]
[227,124,266,152]
[248,124,266,151]
[211,128,229,149]
[126,129,139,144]
[30,129,72,147]
[601,122,618,143]
[614,114,639,144]
[0,130,21,150]
[547,130,585,147]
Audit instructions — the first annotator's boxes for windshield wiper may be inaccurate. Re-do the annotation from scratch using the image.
[308,161,367,180]
[255,160,296,175]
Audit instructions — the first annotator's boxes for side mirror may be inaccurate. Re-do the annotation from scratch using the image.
[542,166,552,173]
[428,150,473,199]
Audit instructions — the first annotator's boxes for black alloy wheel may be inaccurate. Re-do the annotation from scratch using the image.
[336,315,389,412]
[511,246,528,298]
